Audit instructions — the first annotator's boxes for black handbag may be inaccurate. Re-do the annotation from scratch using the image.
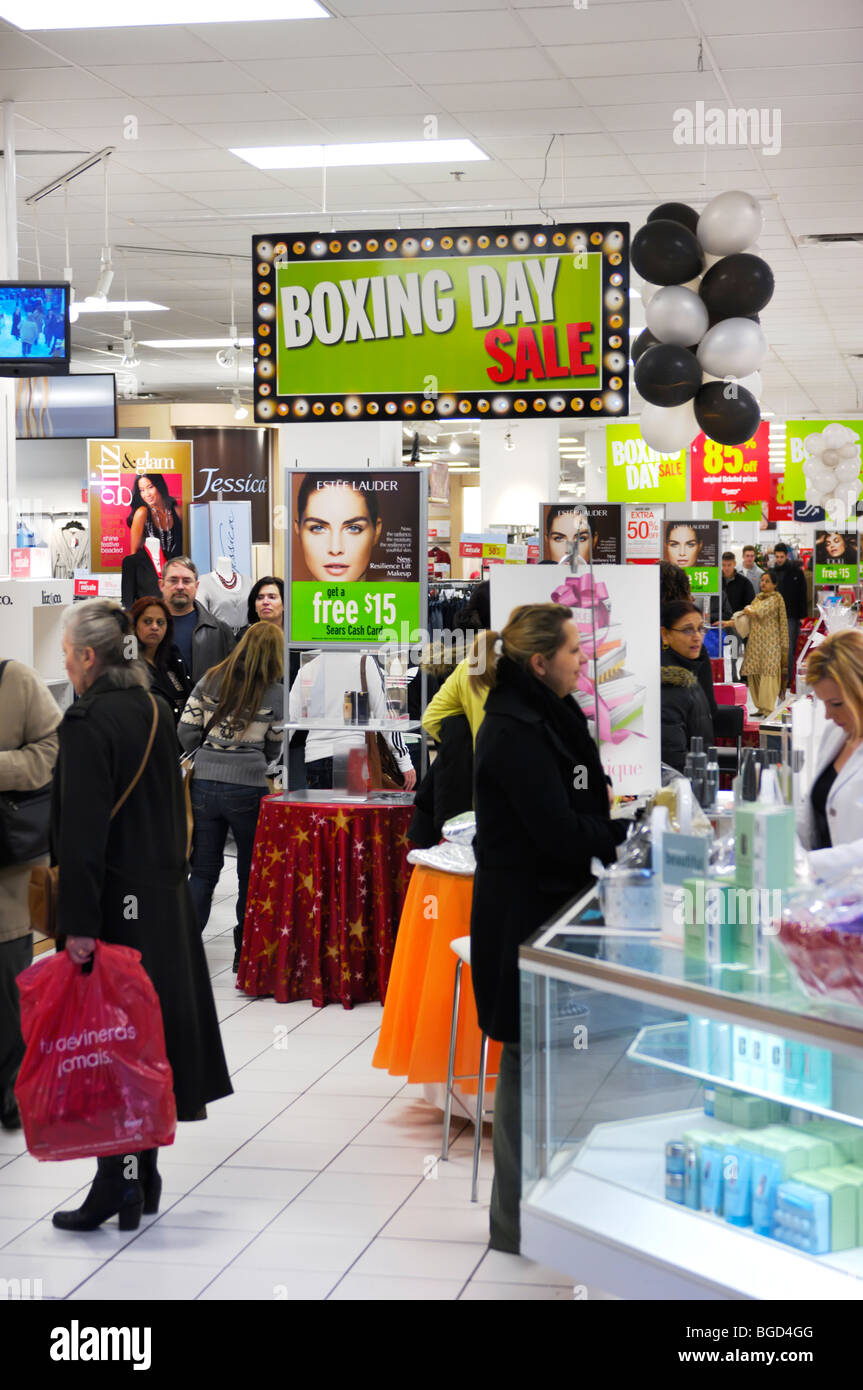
[0,661,53,868]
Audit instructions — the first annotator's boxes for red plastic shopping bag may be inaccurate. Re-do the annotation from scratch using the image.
[14,941,177,1161]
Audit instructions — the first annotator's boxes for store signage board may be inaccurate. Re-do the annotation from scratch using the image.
[691,422,769,503]
[785,420,863,510]
[663,518,720,594]
[490,564,661,797]
[539,503,621,564]
[624,504,664,562]
[209,500,253,579]
[286,467,422,647]
[87,439,193,575]
[769,472,794,523]
[712,500,761,521]
[605,423,686,503]
[253,223,629,424]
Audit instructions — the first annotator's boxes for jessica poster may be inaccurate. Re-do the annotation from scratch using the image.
[540,503,621,565]
[87,439,192,574]
[490,564,660,797]
[288,468,422,644]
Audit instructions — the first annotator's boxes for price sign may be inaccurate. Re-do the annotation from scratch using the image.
[624,504,663,562]
[690,422,769,503]
[815,563,858,584]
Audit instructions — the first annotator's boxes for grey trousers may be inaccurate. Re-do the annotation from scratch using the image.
[0,933,33,1108]
[489,1041,521,1254]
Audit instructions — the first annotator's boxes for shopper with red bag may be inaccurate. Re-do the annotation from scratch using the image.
[39,599,231,1233]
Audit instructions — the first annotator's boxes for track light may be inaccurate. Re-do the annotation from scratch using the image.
[218,324,240,368]
[449,438,460,455]
[86,246,114,304]
[231,390,248,420]
[120,316,139,369]
[504,431,515,452]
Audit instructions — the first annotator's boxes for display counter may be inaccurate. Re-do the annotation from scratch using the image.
[519,889,863,1301]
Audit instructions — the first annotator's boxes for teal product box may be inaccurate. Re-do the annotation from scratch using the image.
[703,1086,715,1118]
[801,1046,833,1107]
[764,1033,786,1096]
[723,1144,753,1226]
[700,1143,724,1214]
[684,1146,700,1210]
[732,1027,751,1087]
[682,877,736,965]
[749,1031,768,1090]
[734,803,797,892]
[752,1156,784,1236]
[773,1181,830,1254]
[798,1170,857,1252]
[784,1041,804,1100]
[708,1022,733,1081]
[688,1016,711,1072]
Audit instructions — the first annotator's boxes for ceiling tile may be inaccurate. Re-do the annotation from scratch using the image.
[289,88,434,118]
[520,1,692,45]
[352,8,527,50]
[87,61,267,98]
[33,25,221,65]
[426,79,577,112]
[146,93,298,124]
[724,64,863,102]
[553,38,701,79]
[393,48,556,85]
[573,73,725,105]
[234,54,407,92]
[14,99,171,129]
[188,119,324,145]
[711,29,863,67]
[459,107,602,137]
[186,18,373,60]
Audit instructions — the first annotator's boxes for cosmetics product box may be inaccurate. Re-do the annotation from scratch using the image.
[731,1094,772,1129]
[751,1156,784,1236]
[773,1181,831,1255]
[763,1033,786,1097]
[682,878,736,964]
[684,1145,700,1210]
[699,1143,724,1215]
[708,1022,733,1081]
[804,1122,863,1165]
[762,1126,838,1170]
[748,1031,768,1090]
[739,1132,813,1179]
[687,1016,711,1072]
[800,1046,833,1107]
[702,1085,715,1118]
[820,1166,863,1243]
[732,1026,751,1087]
[723,1144,754,1227]
[794,1171,856,1252]
[734,804,797,892]
[784,1041,804,1100]
[665,1171,685,1204]
[682,1127,739,1154]
[713,1086,736,1124]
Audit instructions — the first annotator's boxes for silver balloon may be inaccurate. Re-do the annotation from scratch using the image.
[696,317,768,378]
[697,191,763,256]
[645,285,709,346]
[639,400,700,454]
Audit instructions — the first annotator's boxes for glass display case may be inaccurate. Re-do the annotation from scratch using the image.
[520,889,863,1300]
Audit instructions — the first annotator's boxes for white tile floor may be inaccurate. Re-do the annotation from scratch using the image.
[0,859,584,1302]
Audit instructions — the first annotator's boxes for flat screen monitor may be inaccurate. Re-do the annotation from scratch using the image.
[15,373,117,439]
[0,281,71,377]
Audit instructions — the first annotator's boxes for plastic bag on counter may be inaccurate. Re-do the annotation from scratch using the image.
[441,812,475,845]
[777,868,863,1008]
[590,856,661,931]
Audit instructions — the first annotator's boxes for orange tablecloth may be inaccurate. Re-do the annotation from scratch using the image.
[372,863,501,1092]
[237,794,413,1008]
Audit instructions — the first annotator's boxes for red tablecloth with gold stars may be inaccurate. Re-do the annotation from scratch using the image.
[236,794,414,1008]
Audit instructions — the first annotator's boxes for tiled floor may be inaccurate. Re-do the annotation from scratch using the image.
[0,859,583,1302]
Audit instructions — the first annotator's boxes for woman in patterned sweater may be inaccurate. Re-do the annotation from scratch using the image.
[739,570,789,718]
[180,623,284,969]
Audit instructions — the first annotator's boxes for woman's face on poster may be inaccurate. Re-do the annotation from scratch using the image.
[825,532,846,559]
[547,511,594,563]
[665,524,701,567]
[296,483,382,582]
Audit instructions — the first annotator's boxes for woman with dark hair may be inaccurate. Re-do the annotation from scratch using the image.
[126,473,183,561]
[470,602,626,1252]
[128,594,190,724]
[544,506,598,564]
[179,623,285,969]
[664,522,703,568]
[660,599,715,771]
[659,559,692,606]
[238,576,285,639]
[815,532,858,567]
[294,475,381,583]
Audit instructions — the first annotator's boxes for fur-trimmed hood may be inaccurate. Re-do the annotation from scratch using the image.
[660,662,698,689]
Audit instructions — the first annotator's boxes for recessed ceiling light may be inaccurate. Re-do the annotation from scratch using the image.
[139,337,254,349]
[1,0,328,28]
[74,301,169,314]
[231,139,488,171]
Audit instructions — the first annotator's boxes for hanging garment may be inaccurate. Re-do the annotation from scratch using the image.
[195,571,253,636]
[50,519,90,578]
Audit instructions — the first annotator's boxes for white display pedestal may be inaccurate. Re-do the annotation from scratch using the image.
[0,577,74,709]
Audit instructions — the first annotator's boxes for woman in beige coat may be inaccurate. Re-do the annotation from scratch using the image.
[0,660,60,1129]
[739,570,789,717]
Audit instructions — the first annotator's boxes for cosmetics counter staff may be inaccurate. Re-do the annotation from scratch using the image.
[796,629,863,882]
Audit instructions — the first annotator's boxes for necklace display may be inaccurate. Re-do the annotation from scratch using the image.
[216,570,238,590]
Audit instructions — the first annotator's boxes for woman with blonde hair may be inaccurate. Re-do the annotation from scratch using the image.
[469,602,626,1254]
[798,628,863,881]
[180,622,284,969]
[739,569,789,717]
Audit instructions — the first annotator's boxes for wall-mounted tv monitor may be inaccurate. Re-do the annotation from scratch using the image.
[0,281,71,377]
[15,373,117,440]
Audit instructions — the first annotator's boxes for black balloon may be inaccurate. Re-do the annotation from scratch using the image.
[647,202,700,235]
[700,254,775,321]
[634,344,702,407]
[631,327,659,364]
[631,219,703,286]
[694,381,761,446]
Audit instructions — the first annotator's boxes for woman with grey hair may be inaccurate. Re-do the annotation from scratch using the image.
[49,599,231,1233]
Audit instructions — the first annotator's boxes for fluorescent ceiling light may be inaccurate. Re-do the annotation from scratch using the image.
[139,337,254,349]
[2,0,328,28]
[231,139,488,171]
[74,301,169,314]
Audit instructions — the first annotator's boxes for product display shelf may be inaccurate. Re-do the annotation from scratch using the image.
[628,1020,863,1128]
[519,890,863,1301]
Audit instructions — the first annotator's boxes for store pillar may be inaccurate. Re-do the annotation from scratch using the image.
[479,420,560,531]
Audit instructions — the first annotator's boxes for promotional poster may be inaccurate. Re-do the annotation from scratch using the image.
[540,503,621,565]
[813,529,859,585]
[690,422,770,504]
[624,504,664,563]
[87,439,192,574]
[253,222,629,423]
[605,423,687,504]
[288,468,422,645]
[490,565,660,797]
[663,518,720,594]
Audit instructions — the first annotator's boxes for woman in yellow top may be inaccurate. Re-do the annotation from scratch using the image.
[739,569,789,717]
[422,582,491,745]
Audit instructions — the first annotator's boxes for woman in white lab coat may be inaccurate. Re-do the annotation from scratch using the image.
[797,630,863,881]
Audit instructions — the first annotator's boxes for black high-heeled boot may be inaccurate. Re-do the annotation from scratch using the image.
[137,1148,162,1215]
[52,1154,144,1232]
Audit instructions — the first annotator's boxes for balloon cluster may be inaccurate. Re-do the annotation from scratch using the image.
[630,192,773,453]
[801,424,862,513]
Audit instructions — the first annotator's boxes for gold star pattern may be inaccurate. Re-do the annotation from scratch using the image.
[348,916,365,943]
[325,943,339,962]
[331,808,351,835]
[256,939,280,964]
[259,896,275,917]
[294,827,310,845]
[395,829,410,848]
[299,871,315,895]
[265,846,281,870]
[341,964,351,983]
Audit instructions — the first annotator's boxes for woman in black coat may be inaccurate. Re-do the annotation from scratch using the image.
[50,599,231,1233]
[470,603,626,1253]
[660,600,715,772]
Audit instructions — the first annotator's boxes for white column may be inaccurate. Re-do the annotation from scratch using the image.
[278,421,403,472]
[585,427,607,501]
[478,420,559,531]
[0,100,17,578]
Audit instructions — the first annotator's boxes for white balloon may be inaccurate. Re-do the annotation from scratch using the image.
[821,448,841,468]
[804,432,826,456]
[696,317,768,378]
[822,423,850,449]
[834,460,862,483]
[805,487,826,507]
[640,400,700,454]
[645,285,709,346]
[697,191,763,257]
[839,441,861,460]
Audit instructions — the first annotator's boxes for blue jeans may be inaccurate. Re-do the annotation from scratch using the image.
[188,779,265,948]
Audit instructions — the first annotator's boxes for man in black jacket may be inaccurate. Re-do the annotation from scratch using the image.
[770,543,808,691]
[159,556,235,684]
